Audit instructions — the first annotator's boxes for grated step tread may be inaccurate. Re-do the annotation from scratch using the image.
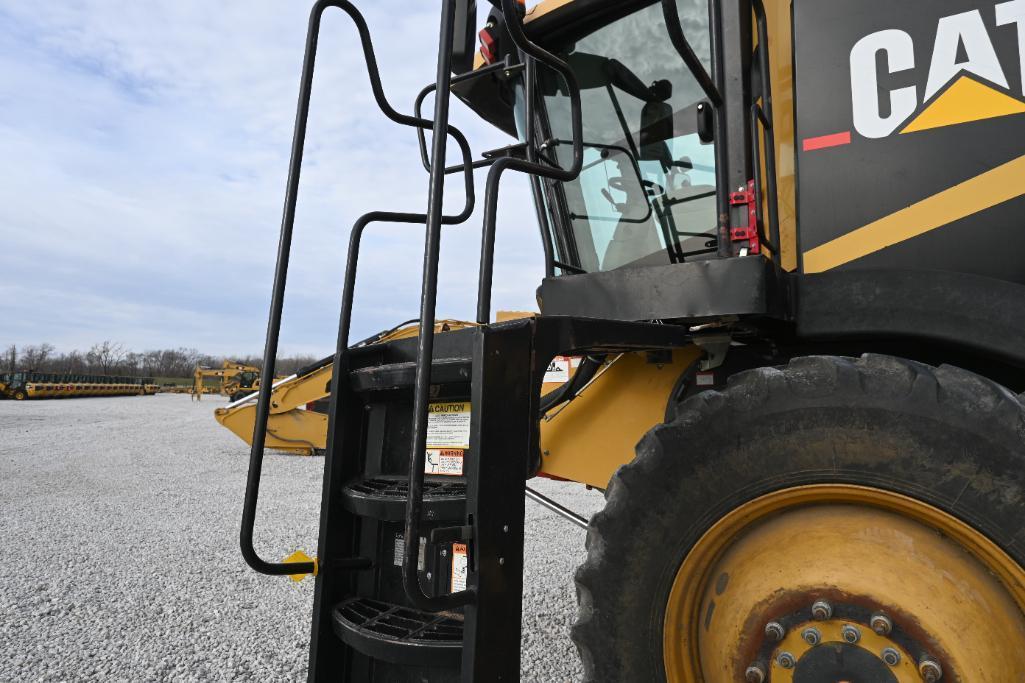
[332,597,463,667]
[342,477,466,521]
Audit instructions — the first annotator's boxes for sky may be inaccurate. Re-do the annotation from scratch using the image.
[0,1,543,357]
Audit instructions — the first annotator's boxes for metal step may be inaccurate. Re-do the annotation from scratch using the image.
[342,476,466,521]
[332,597,463,668]
[349,358,472,393]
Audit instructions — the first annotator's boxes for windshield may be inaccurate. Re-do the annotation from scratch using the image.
[528,0,717,273]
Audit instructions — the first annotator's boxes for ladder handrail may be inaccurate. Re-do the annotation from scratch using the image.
[413,58,518,176]
[475,0,584,324]
[242,0,477,578]
[402,0,479,613]
[400,0,587,613]
[661,0,732,257]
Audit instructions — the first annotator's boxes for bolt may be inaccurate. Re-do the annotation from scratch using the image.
[776,651,796,669]
[764,621,786,642]
[881,648,902,667]
[440,549,447,557]
[503,525,509,533]
[498,557,505,566]
[801,627,821,646]
[919,656,943,682]
[811,600,833,620]
[871,612,893,636]
[841,624,861,644]
[744,663,766,683]
[426,572,432,580]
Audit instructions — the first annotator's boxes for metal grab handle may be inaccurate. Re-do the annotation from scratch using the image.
[242,0,477,578]
[475,0,585,324]
[661,0,732,257]
[750,0,781,253]
[413,58,517,176]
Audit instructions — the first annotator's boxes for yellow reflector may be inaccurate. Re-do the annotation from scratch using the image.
[283,550,316,582]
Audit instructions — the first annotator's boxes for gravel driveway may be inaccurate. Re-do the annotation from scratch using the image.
[0,394,604,681]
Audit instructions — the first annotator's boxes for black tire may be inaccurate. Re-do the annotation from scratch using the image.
[13,389,27,401]
[572,354,1025,681]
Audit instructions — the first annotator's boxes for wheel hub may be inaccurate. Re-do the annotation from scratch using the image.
[759,615,922,682]
[791,642,897,682]
[662,486,1025,682]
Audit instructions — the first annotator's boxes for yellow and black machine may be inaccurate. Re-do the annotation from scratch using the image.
[0,372,157,400]
[192,361,265,402]
[237,0,1025,680]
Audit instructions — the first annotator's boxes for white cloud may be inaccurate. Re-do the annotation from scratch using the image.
[0,1,545,356]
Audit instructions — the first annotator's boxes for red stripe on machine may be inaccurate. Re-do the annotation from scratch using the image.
[802,131,852,151]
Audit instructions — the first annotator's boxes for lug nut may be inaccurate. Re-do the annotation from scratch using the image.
[881,647,902,666]
[870,612,893,636]
[811,600,833,620]
[841,624,861,644]
[776,651,796,669]
[764,621,786,642]
[919,656,943,681]
[744,663,767,683]
[801,627,821,646]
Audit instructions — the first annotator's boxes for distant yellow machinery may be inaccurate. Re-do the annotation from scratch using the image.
[192,361,266,402]
[0,372,157,400]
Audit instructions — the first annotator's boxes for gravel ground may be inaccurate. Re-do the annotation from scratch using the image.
[0,394,604,681]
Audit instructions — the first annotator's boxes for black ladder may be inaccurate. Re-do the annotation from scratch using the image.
[237,0,586,680]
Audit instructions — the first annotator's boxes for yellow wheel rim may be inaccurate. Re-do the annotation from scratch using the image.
[663,485,1025,682]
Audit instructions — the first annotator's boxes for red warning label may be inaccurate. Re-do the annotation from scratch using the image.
[425,448,464,476]
[451,543,468,592]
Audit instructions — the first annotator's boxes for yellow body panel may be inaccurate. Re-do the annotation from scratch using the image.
[762,0,797,272]
[538,347,701,488]
[217,401,328,456]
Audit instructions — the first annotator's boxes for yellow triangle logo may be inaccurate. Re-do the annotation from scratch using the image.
[902,75,1025,134]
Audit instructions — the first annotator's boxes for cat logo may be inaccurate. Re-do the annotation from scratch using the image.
[805,0,1025,150]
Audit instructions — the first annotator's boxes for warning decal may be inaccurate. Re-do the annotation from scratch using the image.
[426,402,471,449]
[450,543,468,592]
[544,356,571,383]
[425,448,464,476]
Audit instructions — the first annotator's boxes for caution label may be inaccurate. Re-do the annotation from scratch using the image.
[450,543,468,592]
[426,402,471,449]
[425,448,464,476]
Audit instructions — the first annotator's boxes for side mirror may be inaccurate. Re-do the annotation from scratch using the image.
[639,100,674,168]
[452,0,478,75]
[696,101,714,143]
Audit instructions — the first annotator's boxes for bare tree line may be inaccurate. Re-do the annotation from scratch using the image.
[2,341,322,379]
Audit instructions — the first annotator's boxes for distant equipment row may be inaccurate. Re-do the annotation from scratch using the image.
[0,372,158,400]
